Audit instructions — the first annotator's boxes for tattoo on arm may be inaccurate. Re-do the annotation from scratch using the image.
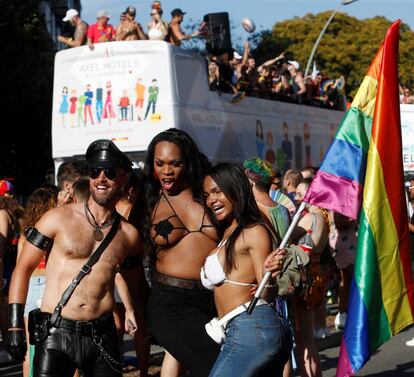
[73,24,87,46]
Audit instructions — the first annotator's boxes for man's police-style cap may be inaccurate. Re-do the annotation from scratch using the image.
[85,139,132,171]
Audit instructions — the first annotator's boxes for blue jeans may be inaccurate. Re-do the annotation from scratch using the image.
[209,304,292,377]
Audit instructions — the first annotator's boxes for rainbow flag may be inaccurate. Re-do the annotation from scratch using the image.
[304,20,414,376]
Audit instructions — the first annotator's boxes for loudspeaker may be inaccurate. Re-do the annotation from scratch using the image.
[203,12,232,55]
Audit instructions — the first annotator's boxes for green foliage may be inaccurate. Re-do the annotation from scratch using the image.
[251,12,414,99]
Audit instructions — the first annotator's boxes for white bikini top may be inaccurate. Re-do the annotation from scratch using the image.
[200,235,257,291]
[148,21,167,40]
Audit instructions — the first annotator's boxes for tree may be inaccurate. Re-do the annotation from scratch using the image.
[0,0,55,195]
[250,12,414,99]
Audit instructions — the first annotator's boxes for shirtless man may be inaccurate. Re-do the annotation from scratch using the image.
[116,5,147,41]
[58,9,88,48]
[7,140,141,376]
[167,8,199,47]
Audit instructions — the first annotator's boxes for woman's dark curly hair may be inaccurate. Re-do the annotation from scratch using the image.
[141,128,212,264]
[22,188,57,229]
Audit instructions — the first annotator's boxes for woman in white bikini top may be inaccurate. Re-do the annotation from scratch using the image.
[147,2,168,41]
[202,163,292,377]
[201,235,257,290]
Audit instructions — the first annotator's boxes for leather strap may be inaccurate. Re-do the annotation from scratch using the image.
[50,213,121,327]
[37,311,114,337]
[155,272,205,290]
[25,227,53,252]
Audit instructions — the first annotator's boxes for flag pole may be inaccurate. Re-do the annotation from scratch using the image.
[247,201,307,314]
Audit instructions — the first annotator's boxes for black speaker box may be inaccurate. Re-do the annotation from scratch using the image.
[203,12,232,55]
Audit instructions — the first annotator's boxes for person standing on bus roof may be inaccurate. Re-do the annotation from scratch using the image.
[147,1,169,41]
[87,10,116,51]
[167,8,199,47]
[58,9,88,48]
[116,6,147,41]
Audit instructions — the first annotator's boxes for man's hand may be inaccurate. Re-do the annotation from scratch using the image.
[57,189,72,207]
[7,330,26,361]
[276,51,285,60]
[125,310,137,337]
[7,303,26,361]
[264,248,286,278]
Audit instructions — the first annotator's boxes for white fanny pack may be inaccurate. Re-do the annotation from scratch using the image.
[205,299,267,344]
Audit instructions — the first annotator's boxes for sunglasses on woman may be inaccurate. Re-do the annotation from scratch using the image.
[88,167,118,180]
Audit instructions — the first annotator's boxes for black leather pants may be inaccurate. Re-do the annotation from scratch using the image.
[33,317,121,377]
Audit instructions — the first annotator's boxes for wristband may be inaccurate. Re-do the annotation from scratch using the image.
[8,303,25,329]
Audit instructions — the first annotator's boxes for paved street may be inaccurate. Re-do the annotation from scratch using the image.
[2,323,414,376]
[309,324,414,377]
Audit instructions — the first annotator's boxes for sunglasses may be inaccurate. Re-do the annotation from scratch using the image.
[88,167,118,180]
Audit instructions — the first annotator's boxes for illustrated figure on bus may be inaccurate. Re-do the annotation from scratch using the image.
[59,87,69,129]
[119,89,131,121]
[96,83,103,124]
[304,122,311,167]
[265,130,276,165]
[135,78,145,121]
[281,122,292,171]
[84,84,94,125]
[69,89,77,128]
[255,120,264,159]
[77,93,86,127]
[102,81,116,125]
[144,79,159,120]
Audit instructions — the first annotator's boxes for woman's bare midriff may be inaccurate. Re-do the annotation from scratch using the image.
[156,233,218,280]
[214,284,253,319]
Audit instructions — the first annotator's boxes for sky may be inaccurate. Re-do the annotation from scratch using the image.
[80,0,414,41]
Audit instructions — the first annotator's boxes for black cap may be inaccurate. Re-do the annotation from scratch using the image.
[125,5,136,15]
[171,8,186,17]
[85,139,132,171]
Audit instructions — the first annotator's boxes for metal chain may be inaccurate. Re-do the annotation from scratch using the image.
[93,335,123,373]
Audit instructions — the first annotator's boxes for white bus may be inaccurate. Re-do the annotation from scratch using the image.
[52,40,345,172]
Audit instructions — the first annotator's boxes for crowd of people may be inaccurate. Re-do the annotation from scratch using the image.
[208,47,346,110]
[57,2,346,112]
[400,84,414,104]
[1,128,386,377]
[58,2,199,50]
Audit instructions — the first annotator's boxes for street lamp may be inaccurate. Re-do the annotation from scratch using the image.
[304,0,359,77]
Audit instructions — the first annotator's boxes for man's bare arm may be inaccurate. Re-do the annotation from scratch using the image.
[0,210,9,283]
[136,23,148,40]
[8,208,60,305]
[115,273,137,336]
[58,22,87,47]
[115,23,128,41]
[170,23,194,42]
